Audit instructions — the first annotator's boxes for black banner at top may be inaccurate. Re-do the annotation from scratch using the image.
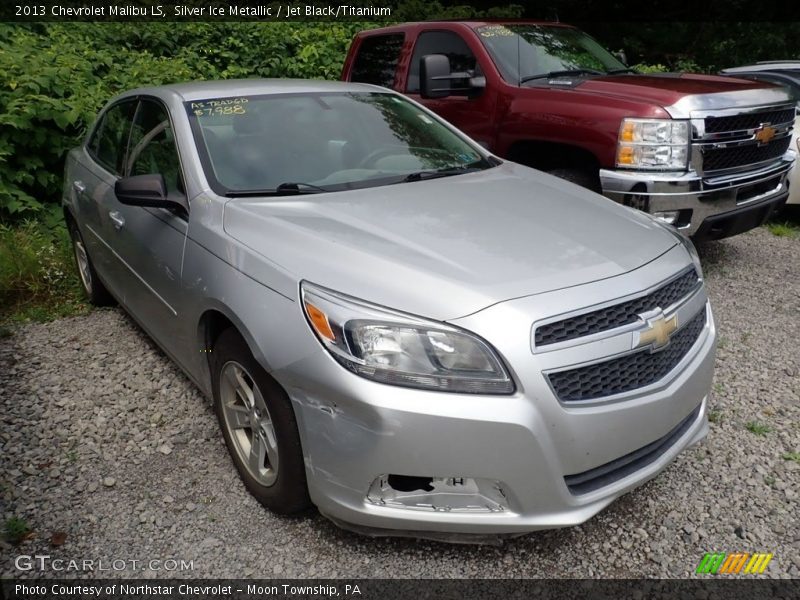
[3,0,800,22]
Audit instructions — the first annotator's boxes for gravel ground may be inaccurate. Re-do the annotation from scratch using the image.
[1,226,798,579]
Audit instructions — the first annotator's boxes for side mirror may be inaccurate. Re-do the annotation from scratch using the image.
[115,174,186,212]
[420,54,486,99]
[421,54,453,99]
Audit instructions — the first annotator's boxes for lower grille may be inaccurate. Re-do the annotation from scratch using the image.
[701,136,791,173]
[564,404,702,495]
[547,307,707,403]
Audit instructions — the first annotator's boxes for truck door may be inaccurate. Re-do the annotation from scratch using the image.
[404,30,497,150]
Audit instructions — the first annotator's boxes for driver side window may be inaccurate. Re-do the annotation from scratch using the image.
[127,99,184,197]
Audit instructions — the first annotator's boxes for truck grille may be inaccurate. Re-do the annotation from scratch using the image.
[547,307,706,403]
[701,136,791,172]
[704,108,795,134]
[535,268,699,347]
[698,106,795,174]
[564,403,701,495]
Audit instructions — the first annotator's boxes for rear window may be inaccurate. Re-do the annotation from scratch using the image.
[350,34,404,88]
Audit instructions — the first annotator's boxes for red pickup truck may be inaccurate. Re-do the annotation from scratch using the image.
[342,21,796,240]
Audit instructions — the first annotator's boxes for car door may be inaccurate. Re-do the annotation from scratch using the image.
[73,99,138,291]
[105,97,189,359]
[404,29,498,150]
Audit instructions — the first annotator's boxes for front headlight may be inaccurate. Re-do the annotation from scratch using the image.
[616,118,690,170]
[300,282,514,394]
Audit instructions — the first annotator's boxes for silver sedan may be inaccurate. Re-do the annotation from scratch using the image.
[63,79,715,540]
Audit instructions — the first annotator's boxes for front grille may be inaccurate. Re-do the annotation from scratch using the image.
[564,403,701,495]
[547,307,707,403]
[702,136,791,173]
[704,108,795,134]
[535,269,699,347]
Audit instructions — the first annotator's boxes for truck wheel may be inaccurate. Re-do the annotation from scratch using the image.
[67,220,115,306]
[211,328,311,515]
[547,168,601,193]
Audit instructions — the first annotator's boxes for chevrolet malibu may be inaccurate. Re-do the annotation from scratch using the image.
[63,80,715,540]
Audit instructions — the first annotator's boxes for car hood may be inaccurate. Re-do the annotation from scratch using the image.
[223,162,678,321]
[572,73,771,108]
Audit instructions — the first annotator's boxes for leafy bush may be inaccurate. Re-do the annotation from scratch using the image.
[630,63,670,74]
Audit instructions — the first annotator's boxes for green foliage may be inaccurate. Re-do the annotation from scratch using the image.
[745,421,772,436]
[591,22,800,74]
[631,63,670,74]
[0,218,89,324]
[765,221,800,238]
[0,23,197,216]
[4,516,31,544]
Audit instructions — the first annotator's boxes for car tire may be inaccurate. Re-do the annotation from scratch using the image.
[211,328,310,515]
[548,168,602,193]
[67,219,115,306]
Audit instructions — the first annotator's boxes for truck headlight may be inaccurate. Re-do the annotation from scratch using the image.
[301,282,514,394]
[616,118,690,170]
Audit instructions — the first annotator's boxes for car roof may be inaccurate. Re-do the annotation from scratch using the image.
[721,62,800,74]
[116,79,387,103]
[357,20,575,35]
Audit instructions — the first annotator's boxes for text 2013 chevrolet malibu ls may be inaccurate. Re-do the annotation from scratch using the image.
[63,80,715,540]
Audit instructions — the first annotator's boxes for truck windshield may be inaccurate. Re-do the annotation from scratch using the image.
[186,91,492,196]
[475,24,628,85]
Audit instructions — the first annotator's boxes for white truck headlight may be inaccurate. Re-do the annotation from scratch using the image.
[301,282,514,394]
[616,118,690,170]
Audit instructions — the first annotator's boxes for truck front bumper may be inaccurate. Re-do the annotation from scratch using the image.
[600,154,794,241]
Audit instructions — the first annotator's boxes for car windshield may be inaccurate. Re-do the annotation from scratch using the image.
[186,92,492,195]
[475,24,628,84]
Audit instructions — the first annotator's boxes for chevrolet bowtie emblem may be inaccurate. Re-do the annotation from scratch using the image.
[754,123,776,145]
[637,310,678,351]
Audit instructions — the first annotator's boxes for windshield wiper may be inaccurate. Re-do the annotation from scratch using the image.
[606,67,639,75]
[225,182,329,197]
[520,68,605,83]
[401,164,483,183]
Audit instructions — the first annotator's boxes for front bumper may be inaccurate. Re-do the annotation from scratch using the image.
[277,248,715,537]
[600,154,793,239]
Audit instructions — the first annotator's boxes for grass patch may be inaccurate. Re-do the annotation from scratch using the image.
[4,516,31,544]
[764,221,800,238]
[745,421,772,436]
[0,218,90,325]
[708,409,723,424]
[782,452,800,464]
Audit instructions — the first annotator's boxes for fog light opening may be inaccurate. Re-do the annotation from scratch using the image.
[367,475,510,513]
[654,210,680,225]
[387,475,434,492]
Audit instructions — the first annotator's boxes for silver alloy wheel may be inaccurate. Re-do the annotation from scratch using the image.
[73,236,93,294]
[219,361,279,486]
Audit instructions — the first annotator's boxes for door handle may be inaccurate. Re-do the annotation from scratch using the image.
[73,180,86,193]
[109,211,125,230]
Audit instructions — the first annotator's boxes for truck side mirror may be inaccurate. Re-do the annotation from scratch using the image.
[421,54,486,99]
[421,54,453,99]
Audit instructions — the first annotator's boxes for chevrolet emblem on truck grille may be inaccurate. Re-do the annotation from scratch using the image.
[754,123,776,145]
[636,310,678,351]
